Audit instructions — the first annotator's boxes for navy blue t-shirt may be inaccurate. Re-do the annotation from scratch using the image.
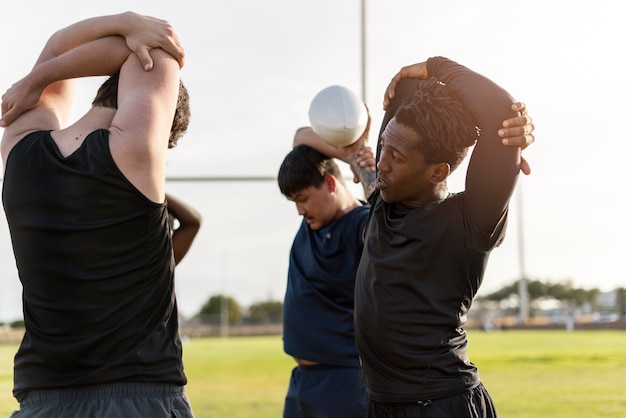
[283,204,369,367]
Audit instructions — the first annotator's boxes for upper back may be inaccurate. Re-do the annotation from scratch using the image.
[2,50,181,203]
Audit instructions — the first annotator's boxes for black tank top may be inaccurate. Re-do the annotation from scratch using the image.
[2,130,186,399]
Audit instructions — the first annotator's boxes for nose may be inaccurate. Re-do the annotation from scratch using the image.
[377,148,388,173]
[296,203,306,216]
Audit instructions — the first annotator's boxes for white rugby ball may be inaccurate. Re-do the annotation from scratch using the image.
[308,85,368,147]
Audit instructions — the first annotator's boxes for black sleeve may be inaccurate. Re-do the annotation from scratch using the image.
[427,57,520,234]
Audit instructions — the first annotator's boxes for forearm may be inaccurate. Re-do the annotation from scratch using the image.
[35,12,137,66]
[293,127,342,159]
[428,57,520,227]
[167,195,202,265]
[166,194,202,228]
[29,37,130,93]
[349,152,376,199]
[427,57,516,132]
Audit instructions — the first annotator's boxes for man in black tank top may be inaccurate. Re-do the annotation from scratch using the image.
[0,13,194,417]
[353,57,535,417]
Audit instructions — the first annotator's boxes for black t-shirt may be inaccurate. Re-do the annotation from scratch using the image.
[354,57,519,402]
[3,130,186,400]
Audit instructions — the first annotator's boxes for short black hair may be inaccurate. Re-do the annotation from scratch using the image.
[277,144,342,197]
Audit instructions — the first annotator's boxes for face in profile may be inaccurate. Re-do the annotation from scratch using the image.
[288,179,338,230]
[376,118,435,207]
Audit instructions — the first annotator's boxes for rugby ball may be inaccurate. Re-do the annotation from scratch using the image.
[308,85,368,147]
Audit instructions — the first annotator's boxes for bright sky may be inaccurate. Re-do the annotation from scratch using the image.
[1,0,625,322]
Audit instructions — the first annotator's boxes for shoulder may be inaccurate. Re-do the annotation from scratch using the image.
[340,202,370,239]
[2,129,45,167]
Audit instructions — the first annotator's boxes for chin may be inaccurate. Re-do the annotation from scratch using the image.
[379,190,396,203]
[307,220,321,230]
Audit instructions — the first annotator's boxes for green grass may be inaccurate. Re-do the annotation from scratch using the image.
[183,335,293,417]
[2,331,626,417]
[468,330,626,417]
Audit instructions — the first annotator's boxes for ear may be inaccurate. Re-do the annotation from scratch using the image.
[324,174,338,192]
[430,163,451,184]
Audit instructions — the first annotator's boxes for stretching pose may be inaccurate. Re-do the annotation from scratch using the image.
[1,12,193,417]
[354,57,534,417]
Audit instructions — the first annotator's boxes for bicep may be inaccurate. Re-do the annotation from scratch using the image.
[110,50,180,154]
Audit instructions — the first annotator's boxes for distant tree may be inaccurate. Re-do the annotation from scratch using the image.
[482,281,518,301]
[244,300,283,324]
[10,319,25,329]
[481,279,599,307]
[482,279,547,302]
[196,294,242,324]
[545,281,599,307]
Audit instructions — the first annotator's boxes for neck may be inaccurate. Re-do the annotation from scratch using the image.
[334,187,362,219]
[403,183,449,208]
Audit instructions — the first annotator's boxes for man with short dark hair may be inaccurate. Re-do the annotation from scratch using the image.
[278,123,375,417]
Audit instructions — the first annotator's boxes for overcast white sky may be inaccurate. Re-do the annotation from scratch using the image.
[1,0,625,321]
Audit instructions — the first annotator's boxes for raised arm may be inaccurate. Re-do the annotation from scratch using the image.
[1,12,184,129]
[33,12,184,71]
[108,48,181,203]
[427,57,519,233]
[384,67,535,175]
[293,120,376,199]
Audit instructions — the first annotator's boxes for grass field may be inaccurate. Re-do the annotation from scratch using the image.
[1,330,625,417]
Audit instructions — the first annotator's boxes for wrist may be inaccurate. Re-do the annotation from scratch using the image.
[118,11,142,37]
[28,65,52,95]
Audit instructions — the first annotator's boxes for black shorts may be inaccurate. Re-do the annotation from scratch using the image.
[11,383,194,418]
[368,383,497,418]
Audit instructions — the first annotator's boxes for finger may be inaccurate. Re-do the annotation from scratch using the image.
[511,101,527,116]
[499,123,534,138]
[502,114,532,129]
[159,40,185,68]
[520,156,531,175]
[502,134,535,148]
[383,71,405,109]
[135,47,154,71]
[0,108,17,127]
[383,82,395,110]
[169,44,185,68]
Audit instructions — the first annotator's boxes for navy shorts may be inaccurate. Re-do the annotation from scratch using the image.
[11,383,194,418]
[284,364,368,418]
[368,382,497,418]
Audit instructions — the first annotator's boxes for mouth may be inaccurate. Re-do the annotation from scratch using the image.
[375,176,388,190]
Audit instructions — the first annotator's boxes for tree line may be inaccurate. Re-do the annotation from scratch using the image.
[194,294,283,325]
[193,280,626,325]
[7,280,619,329]
[477,279,626,319]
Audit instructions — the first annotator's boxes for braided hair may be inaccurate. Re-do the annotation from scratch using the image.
[394,78,479,173]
